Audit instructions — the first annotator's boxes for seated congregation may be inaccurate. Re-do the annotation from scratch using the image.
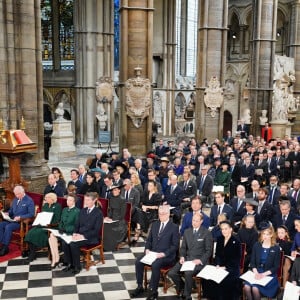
[2,137,300,299]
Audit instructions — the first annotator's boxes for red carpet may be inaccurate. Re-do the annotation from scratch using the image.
[0,243,21,263]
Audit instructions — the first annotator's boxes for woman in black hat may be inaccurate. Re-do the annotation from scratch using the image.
[103,184,127,251]
[78,172,101,196]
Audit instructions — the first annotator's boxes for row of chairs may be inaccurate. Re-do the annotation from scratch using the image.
[9,192,132,271]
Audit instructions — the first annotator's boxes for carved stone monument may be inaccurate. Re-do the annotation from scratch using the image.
[271,55,300,137]
[204,77,224,118]
[49,103,76,161]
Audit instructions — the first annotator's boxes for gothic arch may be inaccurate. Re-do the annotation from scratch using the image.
[240,5,253,25]
[228,7,241,26]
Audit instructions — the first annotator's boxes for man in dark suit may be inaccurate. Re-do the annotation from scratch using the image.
[168,213,213,300]
[254,152,267,173]
[274,149,285,179]
[237,120,249,138]
[210,191,233,226]
[100,174,114,199]
[289,178,300,213]
[163,175,184,224]
[196,165,214,207]
[179,171,197,210]
[256,188,275,223]
[266,175,281,205]
[0,185,35,256]
[43,174,65,197]
[229,185,247,224]
[273,200,297,239]
[240,157,255,190]
[287,145,300,180]
[61,192,103,275]
[155,139,168,158]
[131,205,179,300]
[229,156,241,198]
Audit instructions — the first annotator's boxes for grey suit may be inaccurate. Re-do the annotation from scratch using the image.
[168,226,213,298]
[121,187,140,209]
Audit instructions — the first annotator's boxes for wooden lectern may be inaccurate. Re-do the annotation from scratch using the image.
[0,130,37,201]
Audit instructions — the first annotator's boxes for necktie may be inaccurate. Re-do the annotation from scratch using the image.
[79,175,83,182]
[184,182,187,190]
[199,176,205,192]
[125,191,129,202]
[293,190,298,200]
[258,202,262,214]
[193,229,197,238]
[105,189,109,199]
[87,208,91,214]
[159,223,165,235]
[282,215,287,225]
[17,199,21,206]
[237,199,242,211]
[217,206,221,215]
[171,186,174,193]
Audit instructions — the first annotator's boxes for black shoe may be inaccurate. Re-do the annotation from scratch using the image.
[146,290,158,300]
[0,246,8,256]
[130,239,138,246]
[62,265,73,272]
[72,267,81,275]
[130,286,144,298]
[51,262,60,269]
[21,250,29,258]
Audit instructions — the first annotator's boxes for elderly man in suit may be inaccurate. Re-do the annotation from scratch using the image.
[163,175,184,224]
[179,171,197,210]
[131,205,179,300]
[196,165,214,207]
[0,185,35,256]
[230,185,247,225]
[44,173,65,197]
[168,213,212,300]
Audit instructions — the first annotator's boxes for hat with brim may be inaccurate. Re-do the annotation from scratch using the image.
[108,183,125,192]
[114,162,128,173]
[160,157,170,163]
[90,167,106,177]
[243,198,258,206]
[109,151,119,157]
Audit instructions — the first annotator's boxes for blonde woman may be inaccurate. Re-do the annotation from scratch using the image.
[48,193,80,268]
[25,193,62,262]
[243,223,280,300]
[130,172,143,196]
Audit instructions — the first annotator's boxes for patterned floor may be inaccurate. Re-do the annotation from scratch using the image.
[0,240,189,300]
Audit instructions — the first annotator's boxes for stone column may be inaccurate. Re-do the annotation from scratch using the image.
[249,0,277,135]
[74,0,114,145]
[288,0,300,133]
[119,0,153,155]
[195,0,228,141]
[162,0,176,137]
[0,0,48,190]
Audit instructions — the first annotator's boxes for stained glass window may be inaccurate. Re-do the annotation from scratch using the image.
[41,0,74,70]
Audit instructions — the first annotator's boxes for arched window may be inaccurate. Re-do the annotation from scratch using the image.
[41,0,74,71]
[175,0,198,77]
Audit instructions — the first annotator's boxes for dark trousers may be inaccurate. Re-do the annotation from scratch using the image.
[62,239,88,269]
[135,254,174,291]
[168,262,203,297]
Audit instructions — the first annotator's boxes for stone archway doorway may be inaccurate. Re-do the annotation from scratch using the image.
[223,110,233,137]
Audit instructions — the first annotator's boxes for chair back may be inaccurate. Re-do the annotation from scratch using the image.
[240,243,247,274]
[125,202,132,223]
[26,192,43,212]
[57,196,67,209]
[98,198,108,217]
[277,250,284,286]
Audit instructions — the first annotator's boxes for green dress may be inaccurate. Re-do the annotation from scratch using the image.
[214,170,231,194]
[58,206,80,234]
[24,202,62,247]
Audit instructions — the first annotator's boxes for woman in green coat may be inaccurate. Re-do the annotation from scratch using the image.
[25,192,62,262]
[214,162,231,196]
[48,193,80,268]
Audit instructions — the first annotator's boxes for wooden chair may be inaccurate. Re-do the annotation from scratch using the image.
[80,223,105,271]
[11,192,43,253]
[57,196,67,209]
[98,198,108,217]
[143,264,174,293]
[125,202,132,245]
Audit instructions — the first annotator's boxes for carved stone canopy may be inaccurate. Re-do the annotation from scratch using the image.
[204,76,224,117]
[96,77,114,103]
[125,67,151,128]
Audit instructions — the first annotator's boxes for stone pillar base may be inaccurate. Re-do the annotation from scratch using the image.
[49,120,76,161]
[270,120,288,138]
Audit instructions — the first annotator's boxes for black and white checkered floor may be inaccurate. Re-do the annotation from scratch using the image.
[0,239,192,300]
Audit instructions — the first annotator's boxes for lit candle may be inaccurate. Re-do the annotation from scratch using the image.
[20,116,26,130]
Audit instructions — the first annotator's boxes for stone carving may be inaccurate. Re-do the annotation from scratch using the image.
[175,76,195,90]
[125,67,151,128]
[272,55,299,122]
[259,110,268,126]
[96,77,113,131]
[175,94,186,119]
[55,102,65,121]
[96,103,108,130]
[224,79,235,101]
[153,91,162,127]
[241,108,251,124]
[204,76,224,117]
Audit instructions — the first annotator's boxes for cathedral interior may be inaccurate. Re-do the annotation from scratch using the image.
[0,0,300,185]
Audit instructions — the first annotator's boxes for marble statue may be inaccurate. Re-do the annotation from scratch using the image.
[153,91,162,126]
[259,110,268,126]
[241,108,251,124]
[55,102,65,121]
[96,102,108,130]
